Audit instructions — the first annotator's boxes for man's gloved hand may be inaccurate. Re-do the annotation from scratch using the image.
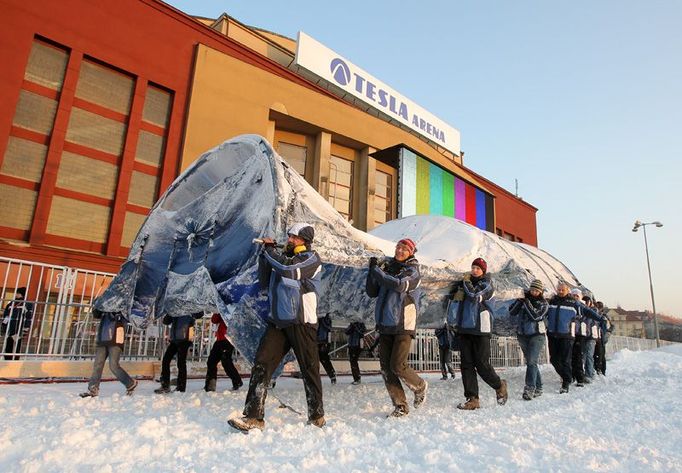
[261,237,276,247]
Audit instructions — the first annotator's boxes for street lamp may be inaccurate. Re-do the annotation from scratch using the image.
[632,220,663,347]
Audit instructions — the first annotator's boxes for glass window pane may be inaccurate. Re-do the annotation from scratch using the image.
[46,196,111,243]
[121,211,147,248]
[0,184,38,231]
[56,151,118,200]
[12,90,58,135]
[330,155,353,187]
[65,108,127,156]
[142,87,172,128]
[278,142,307,176]
[1,136,48,182]
[135,130,164,167]
[75,60,134,114]
[128,171,159,208]
[24,41,69,91]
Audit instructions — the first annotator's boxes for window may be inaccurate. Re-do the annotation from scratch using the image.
[278,142,307,176]
[329,155,353,220]
[374,165,395,226]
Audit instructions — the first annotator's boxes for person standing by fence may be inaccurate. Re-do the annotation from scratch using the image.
[318,313,337,385]
[1,287,33,360]
[80,310,137,397]
[155,313,202,394]
[345,320,366,385]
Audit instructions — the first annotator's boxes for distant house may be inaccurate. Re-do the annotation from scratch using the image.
[608,308,648,338]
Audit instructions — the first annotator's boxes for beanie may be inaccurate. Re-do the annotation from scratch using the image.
[397,238,417,255]
[287,222,315,243]
[471,257,487,274]
[570,288,582,297]
[529,279,544,292]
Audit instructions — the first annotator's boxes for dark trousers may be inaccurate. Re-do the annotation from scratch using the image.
[594,339,607,375]
[548,336,574,387]
[160,340,191,391]
[318,342,336,380]
[2,334,22,360]
[458,334,502,399]
[571,337,585,383]
[349,346,362,381]
[438,346,456,377]
[206,339,242,388]
[378,333,425,410]
[243,324,323,421]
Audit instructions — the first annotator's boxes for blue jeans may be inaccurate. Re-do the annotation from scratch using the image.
[517,334,545,390]
[88,345,134,393]
[582,339,597,378]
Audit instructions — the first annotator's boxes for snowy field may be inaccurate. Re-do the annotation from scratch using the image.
[2,345,682,473]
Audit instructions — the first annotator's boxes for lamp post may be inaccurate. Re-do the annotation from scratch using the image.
[632,220,663,347]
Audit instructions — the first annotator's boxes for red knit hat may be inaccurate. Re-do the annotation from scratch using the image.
[472,257,487,274]
[397,238,417,255]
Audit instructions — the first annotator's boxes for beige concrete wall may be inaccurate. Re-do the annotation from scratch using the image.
[181,44,468,181]
[0,360,159,379]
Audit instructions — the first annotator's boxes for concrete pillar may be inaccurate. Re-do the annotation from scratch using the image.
[312,131,331,198]
[265,119,276,145]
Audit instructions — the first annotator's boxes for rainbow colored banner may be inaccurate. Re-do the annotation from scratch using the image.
[399,148,494,231]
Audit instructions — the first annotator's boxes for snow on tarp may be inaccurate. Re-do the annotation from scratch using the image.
[93,134,589,362]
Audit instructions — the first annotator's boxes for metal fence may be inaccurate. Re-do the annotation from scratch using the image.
[1,256,674,367]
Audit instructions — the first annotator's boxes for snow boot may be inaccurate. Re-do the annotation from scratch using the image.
[522,386,535,401]
[154,384,171,394]
[496,379,508,405]
[204,378,217,392]
[79,388,98,398]
[228,416,265,432]
[351,380,361,385]
[231,379,244,391]
[576,381,585,387]
[387,406,409,418]
[330,376,337,385]
[414,381,428,408]
[451,374,456,380]
[307,416,326,428]
[441,374,448,380]
[457,397,480,410]
[533,388,543,398]
[126,379,138,396]
[560,383,569,394]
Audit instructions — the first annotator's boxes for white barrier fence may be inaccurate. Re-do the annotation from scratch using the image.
[1,256,674,368]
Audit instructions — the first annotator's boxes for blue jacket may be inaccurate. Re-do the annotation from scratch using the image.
[345,321,366,348]
[574,303,604,340]
[366,256,421,336]
[434,325,451,349]
[509,292,549,337]
[163,313,202,342]
[95,311,126,347]
[2,299,34,336]
[317,314,333,343]
[259,246,322,327]
[448,273,495,336]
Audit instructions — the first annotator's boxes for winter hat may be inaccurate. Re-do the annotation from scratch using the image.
[471,257,487,274]
[397,238,417,255]
[287,222,314,243]
[15,287,26,297]
[570,288,582,297]
[529,279,544,292]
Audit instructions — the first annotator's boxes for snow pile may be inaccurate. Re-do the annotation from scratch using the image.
[1,344,681,472]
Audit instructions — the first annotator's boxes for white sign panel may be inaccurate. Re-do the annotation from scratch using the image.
[294,32,461,155]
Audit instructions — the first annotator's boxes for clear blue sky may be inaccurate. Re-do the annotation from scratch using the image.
[166,0,682,317]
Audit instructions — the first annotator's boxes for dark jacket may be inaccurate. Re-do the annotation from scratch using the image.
[258,245,322,327]
[95,311,126,348]
[435,325,451,349]
[317,314,333,343]
[547,295,579,338]
[509,292,549,337]
[574,303,604,340]
[366,256,421,336]
[345,321,367,348]
[448,273,495,336]
[163,313,202,342]
[2,299,34,336]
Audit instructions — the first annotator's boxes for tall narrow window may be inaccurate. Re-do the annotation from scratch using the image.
[0,39,68,238]
[328,155,353,221]
[278,142,307,176]
[374,169,393,226]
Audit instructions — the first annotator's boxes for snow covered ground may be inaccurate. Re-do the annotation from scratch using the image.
[2,344,682,472]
